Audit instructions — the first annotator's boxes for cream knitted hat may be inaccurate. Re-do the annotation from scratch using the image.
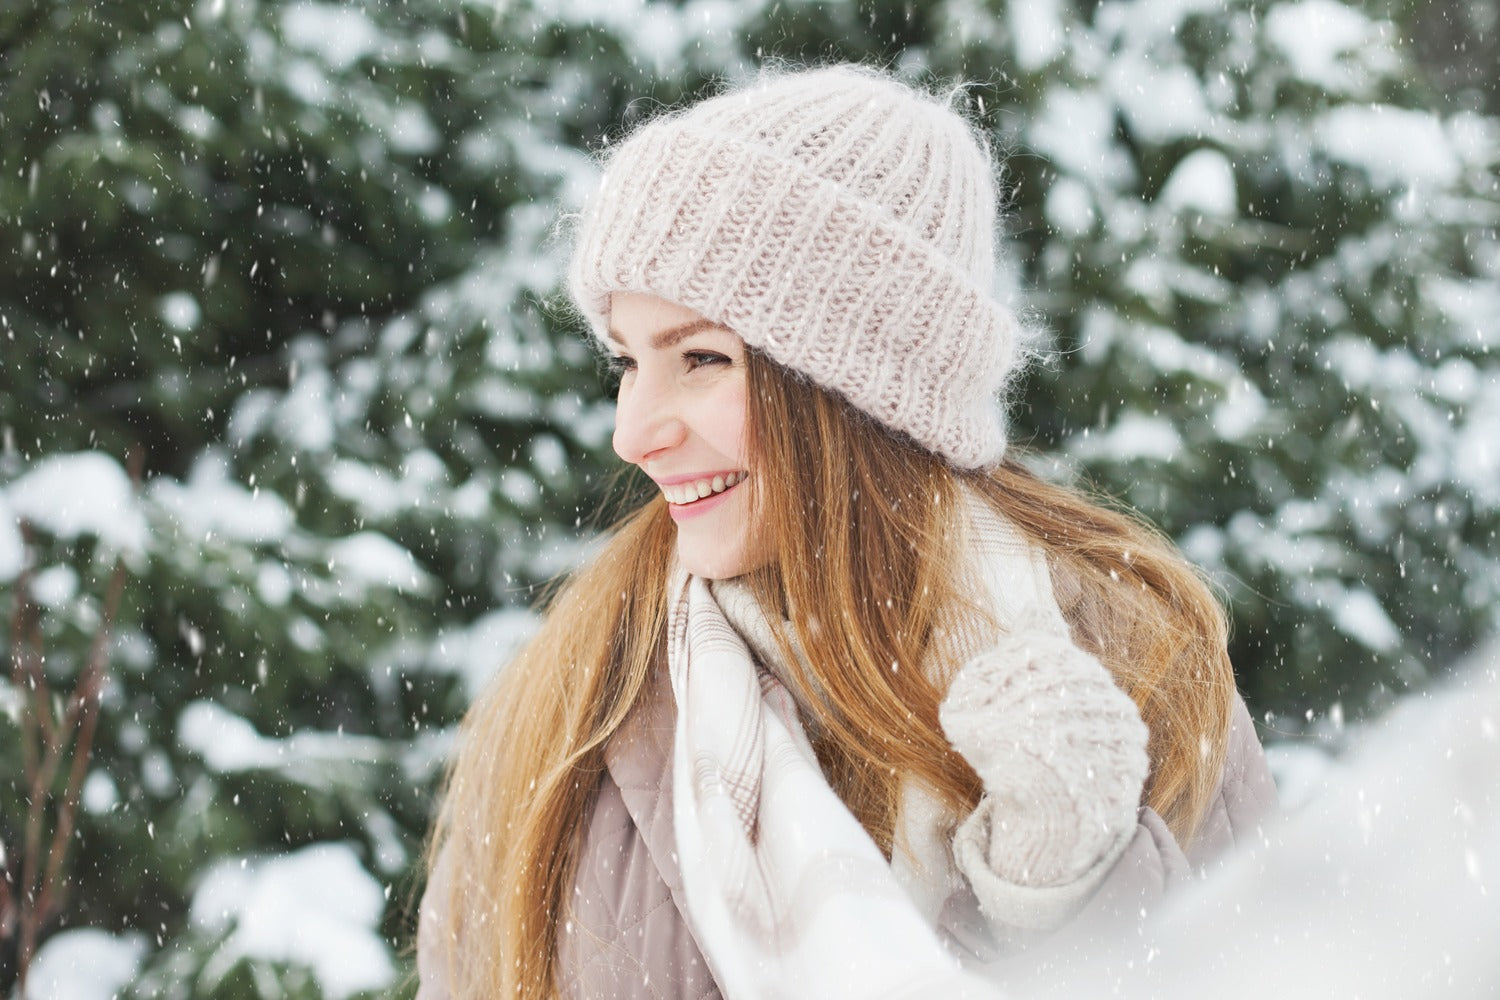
[568,64,1026,469]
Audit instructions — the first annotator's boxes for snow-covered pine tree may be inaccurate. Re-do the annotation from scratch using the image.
[905,0,1499,717]
[2,0,1494,993]
[1,0,737,991]
[731,0,1499,718]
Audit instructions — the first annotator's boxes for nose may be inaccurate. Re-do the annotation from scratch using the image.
[612,375,686,466]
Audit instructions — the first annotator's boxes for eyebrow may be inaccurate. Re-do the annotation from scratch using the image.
[606,318,724,350]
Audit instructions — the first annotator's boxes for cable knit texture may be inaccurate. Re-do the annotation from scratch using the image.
[939,615,1151,893]
[568,65,1029,468]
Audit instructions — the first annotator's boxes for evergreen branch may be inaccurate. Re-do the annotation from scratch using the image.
[0,835,11,944]
[8,525,52,765]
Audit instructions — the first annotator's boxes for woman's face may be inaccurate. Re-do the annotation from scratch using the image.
[608,291,766,580]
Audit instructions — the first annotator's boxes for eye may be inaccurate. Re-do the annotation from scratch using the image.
[683,350,731,371]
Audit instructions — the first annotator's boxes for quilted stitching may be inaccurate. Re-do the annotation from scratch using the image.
[560,660,723,999]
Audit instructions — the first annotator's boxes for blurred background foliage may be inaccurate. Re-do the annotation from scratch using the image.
[1,0,1496,994]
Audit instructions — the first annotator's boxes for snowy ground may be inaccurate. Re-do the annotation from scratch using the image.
[1015,640,1500,1000]
[24,642,1498,999]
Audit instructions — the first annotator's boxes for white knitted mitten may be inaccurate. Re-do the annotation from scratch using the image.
[939,617,1150,892]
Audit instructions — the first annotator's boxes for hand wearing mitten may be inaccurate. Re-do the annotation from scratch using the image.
[939,614,1151,932]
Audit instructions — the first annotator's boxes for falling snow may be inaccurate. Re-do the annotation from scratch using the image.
[3,0,1497,994]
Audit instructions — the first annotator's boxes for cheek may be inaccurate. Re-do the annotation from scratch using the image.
[609,419,629,462]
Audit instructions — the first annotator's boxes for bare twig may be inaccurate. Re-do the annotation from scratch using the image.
[4,446,141,998]
[39,554,127,922]
[15,525,54,991]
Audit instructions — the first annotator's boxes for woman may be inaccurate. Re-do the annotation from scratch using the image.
[418,64,1276,998]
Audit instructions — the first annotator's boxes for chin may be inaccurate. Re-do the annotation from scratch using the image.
[677,542,761,581]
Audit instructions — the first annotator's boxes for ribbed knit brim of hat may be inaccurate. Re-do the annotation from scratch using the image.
[568,65,1025,470]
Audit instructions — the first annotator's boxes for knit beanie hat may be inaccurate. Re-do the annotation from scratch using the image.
[568,64,1027,469]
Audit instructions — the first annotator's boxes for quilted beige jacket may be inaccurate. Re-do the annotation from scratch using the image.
[417,661,1277,998]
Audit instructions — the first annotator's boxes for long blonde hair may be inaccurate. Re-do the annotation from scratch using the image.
[426,350,1235,997]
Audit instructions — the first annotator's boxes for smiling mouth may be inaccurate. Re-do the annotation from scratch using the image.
[661,471,749,506]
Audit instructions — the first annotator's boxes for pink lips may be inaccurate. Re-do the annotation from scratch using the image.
[665,475,746,522]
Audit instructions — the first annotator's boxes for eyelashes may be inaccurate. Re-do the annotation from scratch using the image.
[603,351,732,383]
[682,350,731,371]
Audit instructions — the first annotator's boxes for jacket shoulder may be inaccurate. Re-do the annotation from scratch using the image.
[1187,691,1279,866]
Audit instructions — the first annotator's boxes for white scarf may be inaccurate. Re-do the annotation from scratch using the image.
[667,496,1061,998]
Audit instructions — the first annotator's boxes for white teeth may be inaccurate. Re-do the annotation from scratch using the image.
[663,471,746,505]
